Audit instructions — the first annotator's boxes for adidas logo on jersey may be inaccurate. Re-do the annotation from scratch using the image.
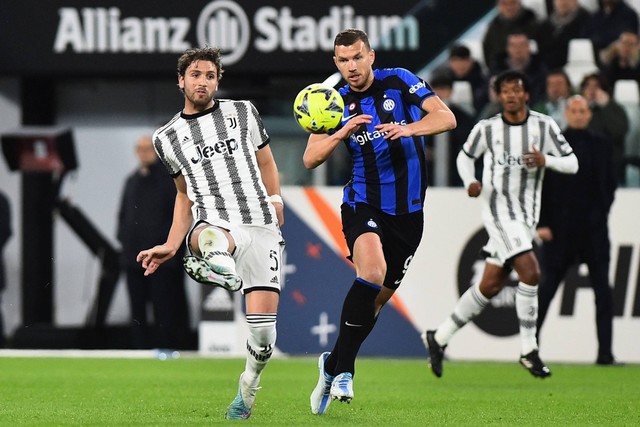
[270,276,279,284]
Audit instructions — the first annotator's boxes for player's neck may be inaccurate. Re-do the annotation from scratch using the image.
[502,109,527,124]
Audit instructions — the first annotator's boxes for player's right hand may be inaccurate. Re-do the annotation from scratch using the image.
[137,245,175,276]
[339,114,372,139]
[467,181,482,198]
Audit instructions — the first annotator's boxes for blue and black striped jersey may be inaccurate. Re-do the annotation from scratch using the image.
[338,67,435,215]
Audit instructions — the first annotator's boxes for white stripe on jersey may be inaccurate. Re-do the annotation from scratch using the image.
[462,111,573,227]
[153,99,276,227]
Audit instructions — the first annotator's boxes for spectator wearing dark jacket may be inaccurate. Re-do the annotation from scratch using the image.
[537,95,619,365]
[483,0,540,72]
[537,0,591,69]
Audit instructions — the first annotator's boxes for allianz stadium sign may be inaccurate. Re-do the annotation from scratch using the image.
[0,1,421,75]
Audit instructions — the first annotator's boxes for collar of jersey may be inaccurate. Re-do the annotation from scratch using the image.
[501,109,530,126]
[181,99,220,119]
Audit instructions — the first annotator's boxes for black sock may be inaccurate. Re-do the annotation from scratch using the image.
[325,278,380,376]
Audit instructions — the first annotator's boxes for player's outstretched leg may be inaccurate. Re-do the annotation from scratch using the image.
[519,350,551,378]
[422,330,446,378]
[310,352,334,414]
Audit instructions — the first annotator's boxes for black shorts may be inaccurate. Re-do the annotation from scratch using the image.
[341,202,424,289]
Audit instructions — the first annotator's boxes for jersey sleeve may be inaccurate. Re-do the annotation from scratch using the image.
[543,118,573,157]
[248,101,270,150]
[461,120,487,159]
[395,67,435,107]
[152,130,182,177]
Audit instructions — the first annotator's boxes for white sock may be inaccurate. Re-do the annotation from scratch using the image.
[516,282,539,355]
[198,227,236,273]
[435,282,489,346]
[243,313,277,389]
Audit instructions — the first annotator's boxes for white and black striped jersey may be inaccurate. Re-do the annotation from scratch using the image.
[461,111,574,227]
[152,99,276,228]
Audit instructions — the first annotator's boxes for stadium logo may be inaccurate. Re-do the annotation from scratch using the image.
[197,0,250,66]
[52,3,419,65]
[458,228,519,337]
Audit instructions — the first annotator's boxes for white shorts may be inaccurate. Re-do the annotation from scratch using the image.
[482,219,536,267]
[187,221,284,294]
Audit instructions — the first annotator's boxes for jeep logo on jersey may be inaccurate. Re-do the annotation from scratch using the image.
[190,139,239,163]
[496,152,526,167]
[458,228,519,337]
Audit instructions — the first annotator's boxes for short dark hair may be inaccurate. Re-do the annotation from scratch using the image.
[334,28,371,50]
[429,73,454,89]
[579,72,610,94]
[494,69,530,93]
[176,47,224,81]
[449,44,471,59]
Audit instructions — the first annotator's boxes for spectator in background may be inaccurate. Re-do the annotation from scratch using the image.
[431,44,489,114]
[425,74,476,187]
[477,74,503,119]
[580,72,630,185]
[491,33,549,105]
[537,0,591,69]
[600,30,640,87]
[0,191,11,348]
[117,135,190,353]
[483,0,539,72]
[532,68,574,129]
[537,95,619,366]
[582,0,639,63]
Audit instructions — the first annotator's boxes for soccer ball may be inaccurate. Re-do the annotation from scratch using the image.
[293,83,344,134]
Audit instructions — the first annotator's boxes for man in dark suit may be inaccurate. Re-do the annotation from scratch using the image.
[536,95,619,365]
[117,135,190,352]
[0,191,11,348]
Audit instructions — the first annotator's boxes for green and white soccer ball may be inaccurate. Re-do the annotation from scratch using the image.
[293,83,345,134]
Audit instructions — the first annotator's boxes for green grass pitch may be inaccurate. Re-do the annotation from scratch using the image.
[1,356,638,426]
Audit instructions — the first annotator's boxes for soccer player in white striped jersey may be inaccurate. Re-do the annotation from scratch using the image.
[136,47,284,419]
[423,70,578,379]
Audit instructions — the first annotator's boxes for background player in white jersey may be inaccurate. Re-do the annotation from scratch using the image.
[136,47,284,420]
[423,70,578,379]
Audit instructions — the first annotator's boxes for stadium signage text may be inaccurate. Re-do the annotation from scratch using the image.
[52,2,419,65]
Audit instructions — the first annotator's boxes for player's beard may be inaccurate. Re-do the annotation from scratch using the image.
[186,89,214,111]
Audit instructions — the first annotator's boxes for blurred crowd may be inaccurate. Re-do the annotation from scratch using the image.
[429,0,640,187]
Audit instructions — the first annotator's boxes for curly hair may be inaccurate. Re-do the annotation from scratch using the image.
[176,47,224,81]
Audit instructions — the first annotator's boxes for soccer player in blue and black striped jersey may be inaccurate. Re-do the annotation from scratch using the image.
[306,28,457,414]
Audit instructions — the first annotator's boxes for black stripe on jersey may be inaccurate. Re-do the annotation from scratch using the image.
[518,124,529,224]
[216,103,251,224]
[237,102,273,224]
[189,117,229,222]
[468,128,483,158]
[502,123,516,220]
[486,124,499,220]
[538,120,547,153]
[154,114,181,176]
[166,127,207,220]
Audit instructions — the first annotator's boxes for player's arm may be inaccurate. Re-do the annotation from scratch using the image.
[256,145,284,226]
[456,150,482,197]
[302,114,372,169]
[137,174,193,276]
[523,144,579,174]
[376,96,456,140]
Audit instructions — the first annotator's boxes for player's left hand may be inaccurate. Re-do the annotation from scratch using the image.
[523,144,545,168]
[375,122,410,140]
